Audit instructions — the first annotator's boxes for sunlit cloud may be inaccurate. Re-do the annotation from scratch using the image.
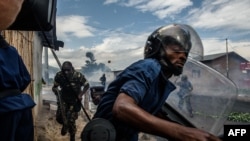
[187,0,250,30]
[49,0,250,70]
[56,15,95,41]
[121,0,193,19]
[104,0,119,5]
[105,0,250,37]
[48,32,148,70]
[202,38,250,61]
[85,33,147,70]
[228,41,250,60]
[202,39,228,55]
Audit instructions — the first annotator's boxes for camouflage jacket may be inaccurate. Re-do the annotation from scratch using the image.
[53,71,89,103]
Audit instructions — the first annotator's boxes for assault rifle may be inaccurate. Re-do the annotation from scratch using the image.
[55,89,67,126]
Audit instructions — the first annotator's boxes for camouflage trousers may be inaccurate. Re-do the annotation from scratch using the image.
[56,102,78,135]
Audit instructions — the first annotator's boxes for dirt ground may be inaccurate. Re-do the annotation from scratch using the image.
[35,103,87,141]
[34,88,162,141]
[34,104,162,141]
[34,85,91,141]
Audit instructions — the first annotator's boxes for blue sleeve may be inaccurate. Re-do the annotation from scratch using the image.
[119,59,161,103]
[0,46,31,91]
[18,54,31,92]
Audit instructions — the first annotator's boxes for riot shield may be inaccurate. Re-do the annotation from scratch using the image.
[164,24,238,138]
[167,57,238,136]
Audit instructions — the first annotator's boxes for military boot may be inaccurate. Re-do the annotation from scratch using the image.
[70,134,75,141]
[61,125,68,136]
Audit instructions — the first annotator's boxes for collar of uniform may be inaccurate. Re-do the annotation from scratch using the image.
[0,35,9,48]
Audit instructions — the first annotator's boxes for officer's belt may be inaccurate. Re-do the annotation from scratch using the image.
[0,89,21,99]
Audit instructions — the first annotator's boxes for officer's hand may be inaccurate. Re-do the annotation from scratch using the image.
[78,95,83,101]
[177,127,222,141]
[54,90,60,96]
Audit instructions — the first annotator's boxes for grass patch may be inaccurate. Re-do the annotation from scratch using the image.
[227,112,250,122]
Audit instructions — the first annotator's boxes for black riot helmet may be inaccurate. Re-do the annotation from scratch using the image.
[144,23,192,59]
[144,24,192,76]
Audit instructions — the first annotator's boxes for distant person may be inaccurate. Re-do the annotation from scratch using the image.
[0,0,24,30]
[42,77,46,85]
[0,33,36,141]
[90,86,105,105]
[99,73,106,87]
[52,61,89,141]
[88,24,221,141]
[176,74,194,117]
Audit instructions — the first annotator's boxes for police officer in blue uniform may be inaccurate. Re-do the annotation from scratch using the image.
[0,34,36,141]
[92,24,222,141]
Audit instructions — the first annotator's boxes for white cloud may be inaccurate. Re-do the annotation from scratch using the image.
[111,0,250,37]
[95,33,146,67]
[46,47,87,69]
[91,33,146,70]
[47,32,148,70]
[46,35,250,70]
[52,25,250,71]
[122,0,146,7]
[104,0,119,5]
[187,0,250,30]
[229,41,250,60]
[122,0,193,19]
[202,38,250,61]
[56,15,95,41]
[186,0,250,58]
[51,0,250,71]
[202,39,228,55]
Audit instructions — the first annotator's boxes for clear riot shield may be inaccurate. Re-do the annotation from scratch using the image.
[167,57,238,136]
[179,24,204,61]
[164,24,238,137]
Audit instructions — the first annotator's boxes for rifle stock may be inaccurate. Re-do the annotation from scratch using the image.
[56,89,67,126]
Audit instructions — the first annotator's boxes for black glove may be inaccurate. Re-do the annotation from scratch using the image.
[52,88,59,95]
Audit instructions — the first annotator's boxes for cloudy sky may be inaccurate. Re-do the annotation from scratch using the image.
[45,0,250,70]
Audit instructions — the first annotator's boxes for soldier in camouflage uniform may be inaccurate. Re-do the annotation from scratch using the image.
[52,61,89,141]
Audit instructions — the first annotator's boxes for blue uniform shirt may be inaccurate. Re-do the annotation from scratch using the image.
[94,58,176,141]
[0,39,35,114]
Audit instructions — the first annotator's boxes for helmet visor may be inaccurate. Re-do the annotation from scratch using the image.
[157,24,192,53]
[158,24,204,60]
